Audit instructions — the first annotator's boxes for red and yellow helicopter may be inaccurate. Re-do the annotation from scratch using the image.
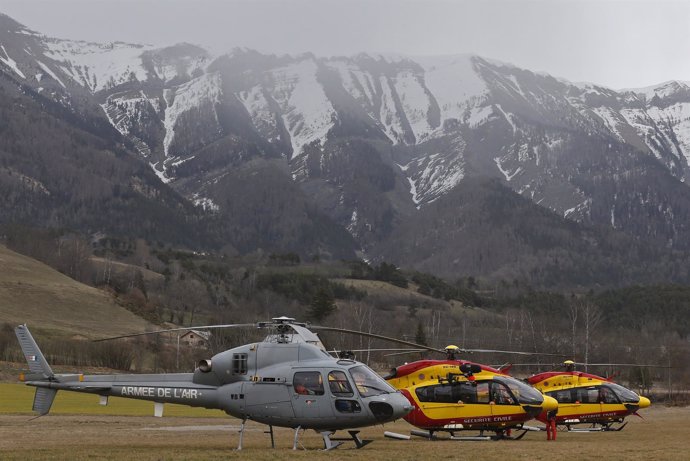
[524,360,652,438]
[382,346,559,440]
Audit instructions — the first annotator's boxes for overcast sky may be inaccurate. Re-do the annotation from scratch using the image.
[1,0,688,89]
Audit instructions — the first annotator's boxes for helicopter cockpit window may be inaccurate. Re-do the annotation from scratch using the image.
[232,353,248,375]
[293,371,324,395]
[328,371,354,396]
[598,385,620,404]
[606,382,640,403]
[490,382,517,405]
[495,376,544,405]
[349,366,396,398]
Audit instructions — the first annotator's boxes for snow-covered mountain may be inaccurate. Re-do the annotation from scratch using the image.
[3,12,690,284]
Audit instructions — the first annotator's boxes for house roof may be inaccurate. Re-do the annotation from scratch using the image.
[180,330,211,340]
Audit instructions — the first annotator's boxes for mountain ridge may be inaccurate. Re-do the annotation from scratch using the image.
[3,12,690,288]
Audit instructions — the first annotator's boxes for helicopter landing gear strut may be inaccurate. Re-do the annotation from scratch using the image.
[324,430,373,449]
[320,431,344,450]
[236,418,247,450]
[293,426,303,450]
[265,425,275,448]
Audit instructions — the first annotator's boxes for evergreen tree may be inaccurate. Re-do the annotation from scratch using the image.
[415,322,427,346]
[308,288,336,322]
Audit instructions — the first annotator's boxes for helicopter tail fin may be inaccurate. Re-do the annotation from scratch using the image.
[15,324,58,415]
[15,324,54,378]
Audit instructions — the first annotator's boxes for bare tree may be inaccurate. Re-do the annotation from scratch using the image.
[567,301,579,359]
[580,301,604,370]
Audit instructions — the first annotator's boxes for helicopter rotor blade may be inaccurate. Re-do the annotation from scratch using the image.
[311,325,565,357]
[331,348,427,353]
[309,326,444,354]
[570,362,668,368]
[93,323,258,342]
[383,350,428,357]
[460,348,565,356]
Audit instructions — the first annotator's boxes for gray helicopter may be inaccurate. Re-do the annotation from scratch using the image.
[14,317,414,450]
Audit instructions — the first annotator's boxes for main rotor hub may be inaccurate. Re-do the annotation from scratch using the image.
[445,345,460,360]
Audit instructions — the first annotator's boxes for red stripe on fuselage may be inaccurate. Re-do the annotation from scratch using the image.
[527,371,608,385]
[394,360,504,379]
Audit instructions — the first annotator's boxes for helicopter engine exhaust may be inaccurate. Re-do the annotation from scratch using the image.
[197,359,212,372]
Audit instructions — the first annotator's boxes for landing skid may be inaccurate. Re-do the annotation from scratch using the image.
[292,427,372,450]
[564,422,628,432]
[409,428,529,441]
[236,423,373,450]
[524,421,628,435]
[323,430,373,449]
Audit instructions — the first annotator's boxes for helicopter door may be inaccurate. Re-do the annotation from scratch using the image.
[291,371,334,419]
[574,386,603,419]
[327,370,362,421]
[597,385,621,415]
[414,381,490,424]
[488,381,519,419]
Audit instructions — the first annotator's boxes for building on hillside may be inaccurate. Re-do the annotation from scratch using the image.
[179,330,211,348]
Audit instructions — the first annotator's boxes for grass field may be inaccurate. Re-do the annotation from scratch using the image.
[1,383,688,460]
[0,245,151,338]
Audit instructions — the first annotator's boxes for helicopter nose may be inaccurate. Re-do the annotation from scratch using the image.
[541,395,559,412]
[383,393,414,421]
[638,396,651,409]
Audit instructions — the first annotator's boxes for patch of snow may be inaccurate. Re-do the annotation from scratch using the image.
[494,157,522,181]
[467,105,494,128]
[237,84,279,140]
[163,72,223,157]
[152,54,208,83]
[406,175,420,207]
[171,155,195,166]
[590,107,624,141]
[619,108,663,159]
[192,194,219,212]
[564,199,589,219]
[0,45,26,79]
[45,39,151,93]
[647,102,690,165]
[494,104,517,133]
[401,135,466,206]
[378,75,406,143]
[346,209,359,235]
[629,81,689,102]
[416,55,487,123]
[392,70,433,142]
[506,74,526,98]
[326,60,376,109]
[35,60,66,88]
[268,58,336,158]
[149,162,172,183]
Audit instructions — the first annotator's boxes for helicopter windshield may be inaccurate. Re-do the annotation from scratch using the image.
[605,382,641,403]
[349,366,397,397]
[494,376,544,405]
